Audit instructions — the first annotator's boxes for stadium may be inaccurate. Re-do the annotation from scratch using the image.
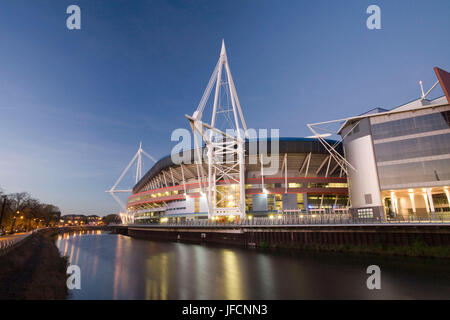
[120,41,351,224]
[119,42,450,225]
[127,138,349,223]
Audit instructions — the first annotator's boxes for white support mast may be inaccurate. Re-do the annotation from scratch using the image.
[186,40,248,220]
[306,120,359,176]
[106,142,157,223]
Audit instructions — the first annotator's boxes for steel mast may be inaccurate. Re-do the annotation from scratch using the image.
[186,40,248,220]
[106,142,156,223]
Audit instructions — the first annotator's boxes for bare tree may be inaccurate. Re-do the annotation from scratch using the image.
[9,192,34,232]
[0,189,60,233]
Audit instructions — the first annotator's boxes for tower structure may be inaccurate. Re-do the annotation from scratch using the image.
[186,40,248,219]
[106,142,156,223]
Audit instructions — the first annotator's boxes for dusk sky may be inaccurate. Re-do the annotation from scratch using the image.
[0,0,449,215]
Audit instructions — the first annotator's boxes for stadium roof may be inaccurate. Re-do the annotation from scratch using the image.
[133,137,343,193]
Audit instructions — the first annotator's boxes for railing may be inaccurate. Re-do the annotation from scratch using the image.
[124,214,450,228]
[0,230,35,256]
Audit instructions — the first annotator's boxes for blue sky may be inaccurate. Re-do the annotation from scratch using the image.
[0,0,449,215]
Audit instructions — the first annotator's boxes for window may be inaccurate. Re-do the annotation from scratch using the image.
[377,158,450,188]
[372,111,450,140]
[297,193,304,210]
[374,133,450,162]
[364,194,373,205]
[327,183,348,188]
[194,198,199,213]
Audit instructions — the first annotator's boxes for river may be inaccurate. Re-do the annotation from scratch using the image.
[56,230,450,299]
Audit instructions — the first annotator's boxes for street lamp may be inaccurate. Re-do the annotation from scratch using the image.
[9,209,19,233]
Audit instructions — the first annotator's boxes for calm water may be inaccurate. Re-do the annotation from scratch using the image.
[56,231,450,300]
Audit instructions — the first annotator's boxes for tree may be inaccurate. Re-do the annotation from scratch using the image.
[0,189,60,233]
[9,192,33,232]
[102,214,121,225]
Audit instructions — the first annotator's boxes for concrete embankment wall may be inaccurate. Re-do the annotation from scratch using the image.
[111,224,450,248]
[0,229,68,299]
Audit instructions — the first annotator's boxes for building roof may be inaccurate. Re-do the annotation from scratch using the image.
[339,66,450,133]
[132,137,343,193]
[358,107,389,116]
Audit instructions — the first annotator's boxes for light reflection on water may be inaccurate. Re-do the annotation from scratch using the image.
[222,250,242,300]
[56,231,450,300]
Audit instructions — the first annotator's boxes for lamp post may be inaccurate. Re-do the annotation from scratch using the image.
[10,210,20,233]
[0,195,7,233]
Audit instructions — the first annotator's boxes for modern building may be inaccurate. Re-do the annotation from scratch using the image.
[333,67,450,220]
[127,138,349,223]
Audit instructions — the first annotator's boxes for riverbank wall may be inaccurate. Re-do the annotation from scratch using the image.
[111,224,450,258]
[0,229,68,299]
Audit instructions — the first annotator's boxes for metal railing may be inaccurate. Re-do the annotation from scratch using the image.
[124,214,450,228]
[0,231,35,256]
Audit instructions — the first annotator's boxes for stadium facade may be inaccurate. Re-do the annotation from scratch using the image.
[127,138,349,223]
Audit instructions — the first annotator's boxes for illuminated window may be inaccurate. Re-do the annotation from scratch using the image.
[297,193,304,210]
[327,183,348,188]
[275,194,282,210]
[267,195,275,211]
[194,198,199,213]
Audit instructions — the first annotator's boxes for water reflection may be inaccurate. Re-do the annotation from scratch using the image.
[222,250,242,299]
[112,234,123,299]
[175,243,189,299]
[144,252,168,299]
[256,254,276,299]
[56,231,450,300]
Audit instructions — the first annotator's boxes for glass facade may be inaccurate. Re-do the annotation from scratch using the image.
[243,193,348,214]
[134,211,164,224]
[371,110,450,189]
[374,133,450,162]
[377,158,450,187]
[307,195,348,209]
[128,189,180,205]
[371,111,450,140]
